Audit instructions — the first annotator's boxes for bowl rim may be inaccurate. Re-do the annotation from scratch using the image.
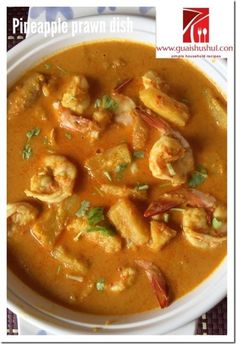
[7,14,227,335]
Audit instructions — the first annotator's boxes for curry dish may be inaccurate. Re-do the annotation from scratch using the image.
[7,41,227,315]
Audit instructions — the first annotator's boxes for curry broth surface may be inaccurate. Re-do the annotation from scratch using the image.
[8,41,226,315]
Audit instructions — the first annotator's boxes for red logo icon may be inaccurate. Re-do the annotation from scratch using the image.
[183,8,209,43]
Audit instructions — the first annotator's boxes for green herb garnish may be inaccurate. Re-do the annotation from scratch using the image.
[94,95,118,111]
[44,63,51,70]
[133,150,145,159]
[166,162,176,176]
[103,171,112,181]
[26,128,40,139]
[163,213,170,223]
[96,278,105,291]
[87,225,115,236]
[115,162,129,181]
[188,165,208,187]
[22,144,32,160]
[56,65,68,74]
[212,217,223,229]
[94,98,102,108]
[88,207,104,225]
[115,163,128,173]
[43,136,49,145]
[65,132,72,140]
[75,200,90,218]
[135,183,149,191]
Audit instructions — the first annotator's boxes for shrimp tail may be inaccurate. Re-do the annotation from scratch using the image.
[135,260,170,308]
[135,107,171,135]
[144,198,183,217]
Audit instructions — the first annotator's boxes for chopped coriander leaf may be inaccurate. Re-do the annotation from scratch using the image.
[166,162,176,176]
[115,163,128,173]
[75,200,90,218]
[188,165,208,187]
[135,182,149,191]
[65,132,72,140]
[198,165,208,176]
[94,95,118,111]
[56,65,68,74]
[102,95,118,110]
[104,171,112,181]
[87,225,115,236]
[94,98,102,108]
[22,144,32,160]
[116,174,123,181]
[43,136,49,145]
[212,217,223,229]
[56,265,61,274]
[133,150,145,159]
[44,63,51,70]
[96,278,105,291]
[26,128,41,139]
[163,213,170,223]
[88,207,104,225]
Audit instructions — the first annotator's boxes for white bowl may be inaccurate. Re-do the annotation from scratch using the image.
[7,15,227,335]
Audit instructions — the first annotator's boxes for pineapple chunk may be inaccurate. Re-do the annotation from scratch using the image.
[132,116,148,150]
[204,88,227,130]
[85,143,132,180]
[68,217,122,253]
[100,184,147,200]
[148,221,176,251]
[108,198,149,246]
[31,205,66,249]
[139,87,189,127]
[51,245,88,275]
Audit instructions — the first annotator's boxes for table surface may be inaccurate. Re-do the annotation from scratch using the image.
[6,6,227,336]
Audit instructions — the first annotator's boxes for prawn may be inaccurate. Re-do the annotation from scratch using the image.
[145,188,227,249]
[61,75,90,115]
[140,71,189,127]
[135,107,194,186]
[53,101,101,140]
[25,155,77,203]
[7,202,38,236]
[111,93,135,125]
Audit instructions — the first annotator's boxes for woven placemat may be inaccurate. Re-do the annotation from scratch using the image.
[7,309,18,335]
[6,7,227,336]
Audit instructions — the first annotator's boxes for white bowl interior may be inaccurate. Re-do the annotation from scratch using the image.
[7,15,227,335]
